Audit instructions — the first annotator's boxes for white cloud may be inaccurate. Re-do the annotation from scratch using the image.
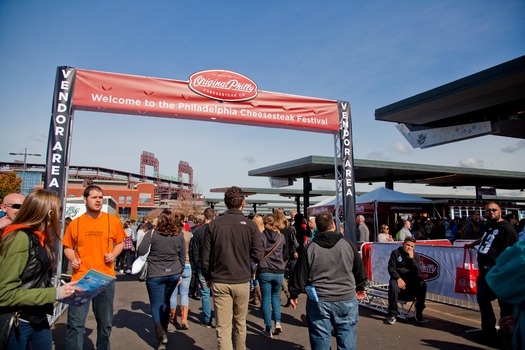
[366,151,389,161]
[458,158,484,168]
[501,141,525,153]
[395,142,412,154]
[243,156,257,165]
[29,133,47,143]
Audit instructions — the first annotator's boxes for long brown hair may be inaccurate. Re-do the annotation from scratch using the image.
[263,214,280,233]
[155,210,183,236]
[273,208,289,230]
[0,189,60,258]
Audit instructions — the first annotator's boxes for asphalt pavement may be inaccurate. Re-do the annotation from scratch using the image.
[51,273,504,349]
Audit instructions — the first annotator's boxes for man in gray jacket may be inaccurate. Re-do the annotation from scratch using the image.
[201,186,264,350]
[289,211,367,350]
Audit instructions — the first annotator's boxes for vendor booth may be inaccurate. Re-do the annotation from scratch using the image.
[356,187,433,240]
[308,187,433,240]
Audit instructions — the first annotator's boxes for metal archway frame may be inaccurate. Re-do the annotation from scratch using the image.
[44,67,357,321]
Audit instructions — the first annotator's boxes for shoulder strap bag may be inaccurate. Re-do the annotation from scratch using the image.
[131,230,154,281]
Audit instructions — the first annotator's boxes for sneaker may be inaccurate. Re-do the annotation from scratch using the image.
[261,328,273,338]
[273,323,282,335]
[384,315,396,325]
[201,321,214,328]
[415,312,424,323]
[119,269,124,273]
[125,269,131,274]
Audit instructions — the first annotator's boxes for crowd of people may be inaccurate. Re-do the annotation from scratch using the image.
[367,211,525,244]
[1,185,524,350]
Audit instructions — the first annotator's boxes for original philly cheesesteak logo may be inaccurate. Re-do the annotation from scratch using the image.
[418,253,440,282]
[188,70,258,102]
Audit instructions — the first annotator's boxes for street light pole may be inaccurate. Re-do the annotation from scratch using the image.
[9,148,42,194]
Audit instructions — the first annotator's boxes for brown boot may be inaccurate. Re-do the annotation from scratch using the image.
[170,308,178,327]
[252,285,262,306]
[180,305,189,330]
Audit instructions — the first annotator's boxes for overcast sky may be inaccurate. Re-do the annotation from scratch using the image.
[1,1,524,200]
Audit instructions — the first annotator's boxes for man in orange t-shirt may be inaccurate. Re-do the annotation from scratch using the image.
[63,185,126,350]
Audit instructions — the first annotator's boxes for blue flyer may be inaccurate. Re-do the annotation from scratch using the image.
[305,286,319,302]
[58,269,116,306]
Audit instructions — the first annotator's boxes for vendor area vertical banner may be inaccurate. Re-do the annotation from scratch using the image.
[339,101,357,244]
[44,66,77,201]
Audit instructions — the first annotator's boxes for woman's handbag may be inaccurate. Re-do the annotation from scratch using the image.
[0,311,19,349]
[131,230,153,282]
[131,254,149,281]
[454,248,479,294]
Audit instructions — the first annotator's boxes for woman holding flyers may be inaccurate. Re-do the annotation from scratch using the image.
[0,189,79,350]
[137,210,185,350]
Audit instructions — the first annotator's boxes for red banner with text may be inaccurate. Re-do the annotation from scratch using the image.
[72,69,340,133]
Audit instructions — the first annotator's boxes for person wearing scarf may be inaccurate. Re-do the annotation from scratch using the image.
[0,189,79,350]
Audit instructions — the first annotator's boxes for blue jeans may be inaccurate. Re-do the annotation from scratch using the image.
[66,280,115,350]
[306,297,358,350]
[7,320,52,350]
[250,261,259,288]
[197,268,212,323]
[257,272,284,331]
[146,274,180,327]
[170,264,191,308]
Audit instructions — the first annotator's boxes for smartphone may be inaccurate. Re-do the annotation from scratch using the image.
[0,211,6,219]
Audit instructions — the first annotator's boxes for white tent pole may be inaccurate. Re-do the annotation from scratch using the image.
[374,200,379,241]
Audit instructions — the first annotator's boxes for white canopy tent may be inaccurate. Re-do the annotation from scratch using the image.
[308,187,433,239]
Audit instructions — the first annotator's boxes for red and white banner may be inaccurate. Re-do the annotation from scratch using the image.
[45,67,357,237]
[72,69,341,133]
[370,243,478,303]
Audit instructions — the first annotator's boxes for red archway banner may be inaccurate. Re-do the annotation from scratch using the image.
[73,69,340,133]
[45,66,356,243]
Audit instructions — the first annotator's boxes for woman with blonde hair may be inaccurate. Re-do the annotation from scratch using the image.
[257,213,286,338]
[252,214,264,233]
[0,189,79,349]
[273,208,296,307]
[137,209,185,350]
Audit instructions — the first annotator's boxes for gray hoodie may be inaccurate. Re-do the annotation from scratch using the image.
[257,229,286,274]
[289,231,367,302]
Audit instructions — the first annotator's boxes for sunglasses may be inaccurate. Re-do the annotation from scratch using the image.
[5,203,22,209]
[485,208,499,212]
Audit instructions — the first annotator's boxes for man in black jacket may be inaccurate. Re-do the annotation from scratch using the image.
[384,236,427,325]
[289,211,367,350]
[190,207,215,327]
[201,186,264,350]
